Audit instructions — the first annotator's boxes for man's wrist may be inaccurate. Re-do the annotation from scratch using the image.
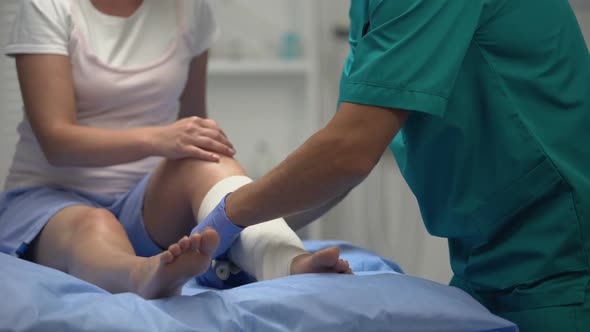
[225,191,249,227]
[190,193,244,258]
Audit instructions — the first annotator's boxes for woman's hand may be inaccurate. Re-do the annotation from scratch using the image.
[151,116,235,162]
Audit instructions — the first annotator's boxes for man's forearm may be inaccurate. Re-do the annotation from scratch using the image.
[225,127,369,227]
[284,190,351,231]
[224,102,408,228]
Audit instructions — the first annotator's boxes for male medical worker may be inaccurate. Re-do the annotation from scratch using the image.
[198,1,590,329]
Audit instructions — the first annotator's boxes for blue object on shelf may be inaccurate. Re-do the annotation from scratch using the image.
[278,31,303,60]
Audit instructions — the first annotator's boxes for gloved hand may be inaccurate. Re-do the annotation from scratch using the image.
[190,193,243,259]
[191,194,253,289]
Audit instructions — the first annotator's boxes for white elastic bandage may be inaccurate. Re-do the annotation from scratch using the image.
[197,176,306,281]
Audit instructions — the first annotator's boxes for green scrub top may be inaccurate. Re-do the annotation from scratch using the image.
[339,0,590,315]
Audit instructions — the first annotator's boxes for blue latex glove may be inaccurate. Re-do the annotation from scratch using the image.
[191,194,254,289]
[190,194,243,259]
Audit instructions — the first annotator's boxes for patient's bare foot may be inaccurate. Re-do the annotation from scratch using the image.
[290,247,353,275]
[133,228,220,299]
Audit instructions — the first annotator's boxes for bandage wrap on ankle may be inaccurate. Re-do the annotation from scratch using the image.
[197,176,306,281]
[228,219,306,281]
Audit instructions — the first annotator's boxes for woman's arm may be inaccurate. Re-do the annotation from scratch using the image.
[176,52,235,156]
[16,53,233,167]
[178,51,209,119]
[16,54,154,167]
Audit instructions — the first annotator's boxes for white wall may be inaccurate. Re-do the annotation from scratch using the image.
[205,0,318,176]
[0,0,21,190]
[572,0,590,44]
[207,75,308,172]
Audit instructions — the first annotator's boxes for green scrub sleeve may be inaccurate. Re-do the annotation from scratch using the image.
[339,0,482,117]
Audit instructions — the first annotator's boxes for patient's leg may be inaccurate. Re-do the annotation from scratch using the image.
[29,205,218,299]
[290,247,352,275]
[143,156,352,280]
[134,228,219,299]
[196,174,351,279]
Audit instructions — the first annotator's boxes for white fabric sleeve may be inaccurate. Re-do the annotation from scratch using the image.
[184,0,220,56]
[198,176,307,281]
[5,0,71,57]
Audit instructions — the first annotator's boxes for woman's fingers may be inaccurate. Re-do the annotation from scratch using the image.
[178,117,236,159]
[192,128,234,152]
[204,128,234,149]
[198,118,220,130]
[197,136,235,156]
[194,119,234,146]
[182,134,234,157]
[182,145,220,162]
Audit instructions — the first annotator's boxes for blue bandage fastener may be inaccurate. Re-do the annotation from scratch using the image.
[190,193,243,260]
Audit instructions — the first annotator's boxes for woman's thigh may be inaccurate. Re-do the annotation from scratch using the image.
[30,205,128,272]
[0,187,94,258]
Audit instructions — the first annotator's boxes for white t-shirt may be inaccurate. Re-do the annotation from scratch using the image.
[77,0,176,67]
[4,0,218,194]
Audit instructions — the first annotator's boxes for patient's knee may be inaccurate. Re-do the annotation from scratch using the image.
[73,209,122,236]
[165,156,247,180]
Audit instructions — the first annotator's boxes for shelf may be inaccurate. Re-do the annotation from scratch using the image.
[208,59,310,76]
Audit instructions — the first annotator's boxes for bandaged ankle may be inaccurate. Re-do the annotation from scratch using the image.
[196,176,306,281]
[228,218,306,281]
